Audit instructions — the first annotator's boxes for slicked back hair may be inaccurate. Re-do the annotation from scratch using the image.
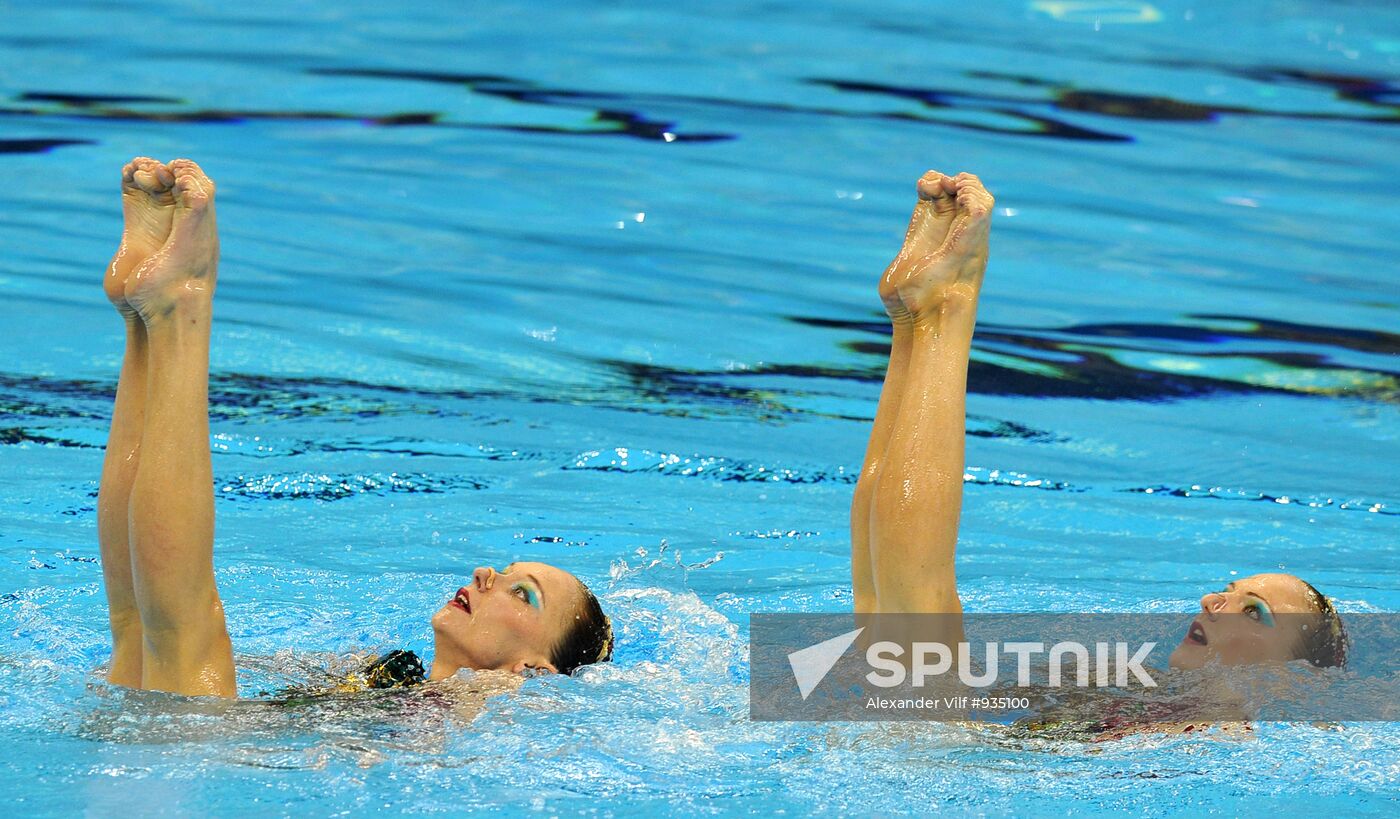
[551,582,612,675]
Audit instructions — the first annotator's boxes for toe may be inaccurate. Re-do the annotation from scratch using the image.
[168,158,206,177]
[132,168,158,191]
[169,159,215,209]
[169,158,212,185]
[917,171,951,200]
[954,173,989,193]
[174,178,209,209]
[173,177,212,212]
[957,196,992,217]
[956,183,989,201]
[121,157,162,189]
[130,158,172,193]
[954,174,994,211]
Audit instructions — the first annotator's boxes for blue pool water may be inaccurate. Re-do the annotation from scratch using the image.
[2,0,1398,813]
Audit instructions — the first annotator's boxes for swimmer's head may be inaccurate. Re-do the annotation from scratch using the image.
[429,561,613,679]
[1168,573,1347,671]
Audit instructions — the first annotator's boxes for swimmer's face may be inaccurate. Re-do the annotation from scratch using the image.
[429,561,587,677]
[1168,573,1321,670]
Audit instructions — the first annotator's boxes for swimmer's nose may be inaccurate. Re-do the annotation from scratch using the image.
[1200,592,1227,618]
[473,566,496,592]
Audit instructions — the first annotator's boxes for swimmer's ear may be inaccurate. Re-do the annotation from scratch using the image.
[512,660,558,677]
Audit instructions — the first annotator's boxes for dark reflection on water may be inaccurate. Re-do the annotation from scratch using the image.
[7,55,1392,154]
[1118,62,1400,109]
[831,67,1400,129]
[811,78,1133,140]
[0,99,443,128]
[0,138,94,154]
[310,68,733,142]
[787,313,1398,403]
[316,67,1131,142]
[1191,314,1400,355]
[1,73,733,143]
[0,312,1394,457]
[18,92,184,107]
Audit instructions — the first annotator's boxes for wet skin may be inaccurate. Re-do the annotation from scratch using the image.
[97,156,587,696]
[99,157,235,696]
[1169,572,1324,670]
[849,171,1330,681]
[429,561,588,680]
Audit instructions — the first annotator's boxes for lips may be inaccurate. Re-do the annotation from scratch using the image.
[451,586,472,614]
[1186,619,1209,646]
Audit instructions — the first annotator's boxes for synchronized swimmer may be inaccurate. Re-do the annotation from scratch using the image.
[98,158,610,697]
[93,158,1344,704]
[849,169,1346,676]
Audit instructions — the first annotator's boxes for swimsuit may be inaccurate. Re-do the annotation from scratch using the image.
[261,649,426,705]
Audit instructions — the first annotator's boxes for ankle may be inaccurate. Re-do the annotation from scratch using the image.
[137,290,213,329]
[906,289,979,331]
[122,312,148,334]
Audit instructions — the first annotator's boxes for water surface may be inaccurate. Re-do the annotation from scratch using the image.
[1,0,1397,814]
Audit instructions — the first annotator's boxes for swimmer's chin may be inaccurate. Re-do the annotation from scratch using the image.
[1168,641,1204,670]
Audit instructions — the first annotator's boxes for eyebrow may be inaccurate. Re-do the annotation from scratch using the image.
[1226,582,1270,607]
[526,573,546,607]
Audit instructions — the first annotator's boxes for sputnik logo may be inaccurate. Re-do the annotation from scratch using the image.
[787,627,864,700]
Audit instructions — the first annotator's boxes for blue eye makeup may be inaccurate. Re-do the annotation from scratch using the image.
[1244,598,1275,627]
[512,583,541,609]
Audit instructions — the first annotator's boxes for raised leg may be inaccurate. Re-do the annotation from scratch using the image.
[123,159,235,697]
[863,172,993,640]
[850,172,961,614]
[97,158,175,687]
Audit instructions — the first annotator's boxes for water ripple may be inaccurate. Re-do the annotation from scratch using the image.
[218,472,484,502]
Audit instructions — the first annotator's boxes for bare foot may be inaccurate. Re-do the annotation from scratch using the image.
[878,171,993,324]
[106,158,175,319]
[125,159,219,323]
